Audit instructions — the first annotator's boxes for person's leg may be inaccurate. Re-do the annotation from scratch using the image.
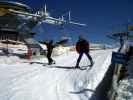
[47,55,51,64]
[85,52,94,66]
[47,52,51,64]
[49,57,55,64]
[48,51,55,65]
[49,58,53,64]
[76,52,83,68]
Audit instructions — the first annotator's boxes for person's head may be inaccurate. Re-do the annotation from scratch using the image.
[49,40,53,44]
[78,35,84,41]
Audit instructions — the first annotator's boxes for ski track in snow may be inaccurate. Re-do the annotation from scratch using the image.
[0,49,114,100]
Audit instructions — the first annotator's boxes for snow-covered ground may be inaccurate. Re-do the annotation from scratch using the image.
[0,48,114,100]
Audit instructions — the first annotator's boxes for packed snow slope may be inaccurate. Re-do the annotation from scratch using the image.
[0,49,114,100]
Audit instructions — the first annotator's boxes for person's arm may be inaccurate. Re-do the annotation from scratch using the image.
[76,41,80,53]
[86,41,90,49]
[84,40,90,50]
[53,43,59,48]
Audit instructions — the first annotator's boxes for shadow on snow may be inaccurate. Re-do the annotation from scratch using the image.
[70,88,95,94]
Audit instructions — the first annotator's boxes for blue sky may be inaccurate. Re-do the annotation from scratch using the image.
[8,0,129,45]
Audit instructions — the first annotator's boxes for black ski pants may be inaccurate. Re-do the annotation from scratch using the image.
[47,51,53,64]
[76,51,93,67]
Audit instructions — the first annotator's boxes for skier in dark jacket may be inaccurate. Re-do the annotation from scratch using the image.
[44,40,55,65]
[75,36,94,68]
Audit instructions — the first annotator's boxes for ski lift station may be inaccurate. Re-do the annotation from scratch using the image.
[0,1,132,100]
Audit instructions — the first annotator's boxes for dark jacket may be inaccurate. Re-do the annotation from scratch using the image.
[44,42,55,53]
[76,39,89,53]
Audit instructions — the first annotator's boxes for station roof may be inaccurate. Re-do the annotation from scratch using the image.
[0,1,31,12]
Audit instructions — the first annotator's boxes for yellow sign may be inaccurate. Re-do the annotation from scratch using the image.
[128,25,133,30]
[0,8,9,16]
